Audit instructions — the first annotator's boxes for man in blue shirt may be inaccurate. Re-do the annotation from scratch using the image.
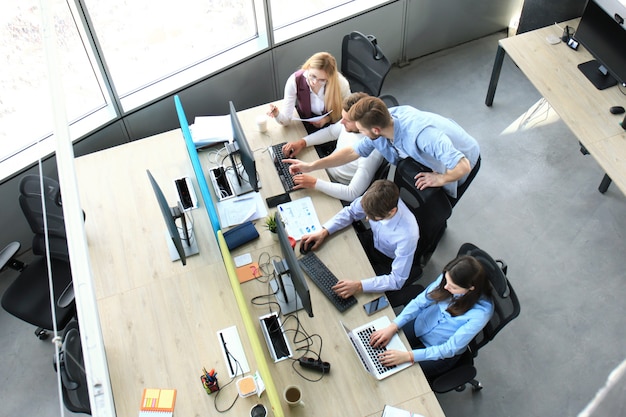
[284,95,480,199]
[300,179,420,298]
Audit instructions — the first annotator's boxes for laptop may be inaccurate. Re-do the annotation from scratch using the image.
[340,316,411,380]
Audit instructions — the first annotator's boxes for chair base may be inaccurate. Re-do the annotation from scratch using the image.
[35,327,49,340]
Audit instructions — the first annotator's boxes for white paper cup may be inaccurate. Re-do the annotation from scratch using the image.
[256,115,268,132]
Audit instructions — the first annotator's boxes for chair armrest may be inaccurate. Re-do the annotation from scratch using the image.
[0,242,24,271]
[57,282,75,308]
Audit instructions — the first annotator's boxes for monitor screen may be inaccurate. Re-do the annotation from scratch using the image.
[147,170,198,265]
[228,101,259,194]
[272,211,313,317]
[575,0,626,89]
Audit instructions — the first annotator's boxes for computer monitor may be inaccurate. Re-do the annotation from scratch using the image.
[146,170,199,265]
[574,0,626,89]
[225,101,260,195]
[270,211,313,317]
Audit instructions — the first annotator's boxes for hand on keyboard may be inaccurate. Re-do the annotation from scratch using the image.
[292,173,317,190]
[370,324,398,349]
[378,349,411,367]
[281,139,306,157]
[331,280,362,299]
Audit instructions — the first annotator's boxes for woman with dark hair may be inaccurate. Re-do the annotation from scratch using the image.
[370,255,494,378]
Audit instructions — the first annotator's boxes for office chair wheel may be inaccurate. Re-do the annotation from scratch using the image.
[35,327,49,340]
[454,384,467,392]
[469,380,483,391]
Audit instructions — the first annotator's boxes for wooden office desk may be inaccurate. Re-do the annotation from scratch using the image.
[75,103,444,417]
[75,131,267,416]
[228,104,444,416]
[486,20,626,195]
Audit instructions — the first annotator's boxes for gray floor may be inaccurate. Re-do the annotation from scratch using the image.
[2,31,626,417]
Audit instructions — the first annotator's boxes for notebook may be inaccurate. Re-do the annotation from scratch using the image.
[138,388,176,416]
[340,316,411,380]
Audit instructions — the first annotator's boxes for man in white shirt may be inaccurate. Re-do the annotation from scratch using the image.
[281,92,384,202]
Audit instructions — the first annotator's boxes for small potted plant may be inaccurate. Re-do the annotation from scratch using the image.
[265,212,278,240]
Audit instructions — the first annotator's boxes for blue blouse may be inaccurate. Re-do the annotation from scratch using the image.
[394,274,494,362]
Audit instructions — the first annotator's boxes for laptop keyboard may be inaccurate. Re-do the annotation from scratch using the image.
[356,326,396,375]
[298,252,357,312]
[268,142,298,193]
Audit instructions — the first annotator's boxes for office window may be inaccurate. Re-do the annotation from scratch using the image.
[270,0,351,28]
[0,0,106,174]
[84,0,259,105]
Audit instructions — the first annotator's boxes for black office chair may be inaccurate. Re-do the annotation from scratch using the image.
[54,318,92,414]
[1,174,79,339]
[394,157,452,268]
[428,242,521,393]
[341,31,393,97]
[0,241,75,339]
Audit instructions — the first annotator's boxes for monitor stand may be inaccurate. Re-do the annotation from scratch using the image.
[165,216,199,262]
[578,60,617,90]
[270,274,303,315]
[165,230,199,261]
[224,165,261,196]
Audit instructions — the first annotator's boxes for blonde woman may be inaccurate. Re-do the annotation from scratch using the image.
[268,52,351,133]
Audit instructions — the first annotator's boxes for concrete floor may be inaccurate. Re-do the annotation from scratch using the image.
[2,31,626,417]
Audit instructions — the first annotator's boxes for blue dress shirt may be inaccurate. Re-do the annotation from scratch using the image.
[394,274,494,362]
[354,106,480,198]
[322,198,419,292]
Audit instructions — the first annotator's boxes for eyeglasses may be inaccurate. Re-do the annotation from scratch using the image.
[307,72,327,85]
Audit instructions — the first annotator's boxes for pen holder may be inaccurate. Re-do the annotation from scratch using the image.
[201,371,220,394]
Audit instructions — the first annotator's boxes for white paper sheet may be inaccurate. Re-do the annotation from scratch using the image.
[292,110,332,122]
[217,192,267,228]
[276,196,322,240]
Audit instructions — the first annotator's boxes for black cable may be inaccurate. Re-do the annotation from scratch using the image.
[213,347,244,413]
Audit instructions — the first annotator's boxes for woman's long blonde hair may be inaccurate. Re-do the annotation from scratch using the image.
[302,52,343,123]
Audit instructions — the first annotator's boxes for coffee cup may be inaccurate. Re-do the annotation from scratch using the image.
[250,403,267,417]
[256,115,268,132]
[283,385,304,407]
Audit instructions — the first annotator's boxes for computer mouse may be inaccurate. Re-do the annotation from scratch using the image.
[609,106,625,115]
[299,241,311,255]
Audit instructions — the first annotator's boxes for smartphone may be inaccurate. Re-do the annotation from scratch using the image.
[363,295,389,316]
[266,192,291,208]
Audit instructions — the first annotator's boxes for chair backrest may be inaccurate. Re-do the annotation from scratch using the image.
[457,243,521,354]
[341,31,392,96]
[58,318,91,414]
[19,174,67,239]
[394,158,452,264]
[18,174,83,261]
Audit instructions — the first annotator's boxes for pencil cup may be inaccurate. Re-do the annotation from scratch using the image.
[283,385,305,407]
[256,115,268,132]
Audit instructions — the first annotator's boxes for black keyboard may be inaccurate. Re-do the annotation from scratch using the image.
[268,142,297,192]
[298,252,357,312]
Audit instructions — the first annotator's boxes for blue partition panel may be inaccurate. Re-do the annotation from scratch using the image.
[174,95,221,236]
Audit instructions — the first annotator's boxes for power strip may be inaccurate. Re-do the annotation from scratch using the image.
[174,176,198,210]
